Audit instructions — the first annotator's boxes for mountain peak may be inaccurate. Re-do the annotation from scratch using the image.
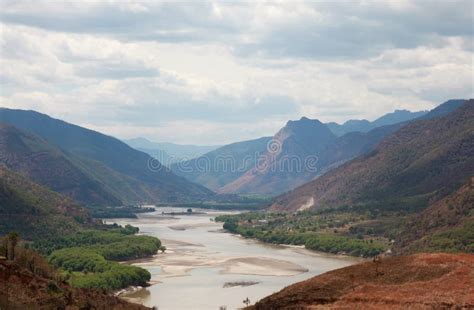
[285,117,325,130]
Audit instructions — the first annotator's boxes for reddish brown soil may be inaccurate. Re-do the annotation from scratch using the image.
[0,260,149,310]
[249,253,474,309]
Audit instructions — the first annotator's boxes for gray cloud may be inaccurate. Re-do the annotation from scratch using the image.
[237,1,473,59]
[0,2,240,42]
[0,1,472,144]
[1,1,472,60]
[75,63,160,80]
[91,91,298,126]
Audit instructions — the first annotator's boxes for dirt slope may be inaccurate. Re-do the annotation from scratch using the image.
[249,253,474,309]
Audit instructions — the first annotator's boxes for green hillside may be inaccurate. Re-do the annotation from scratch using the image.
[0,165,92,239]
[0,109,213,205]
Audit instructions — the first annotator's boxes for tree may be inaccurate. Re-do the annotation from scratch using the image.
[6,232,20,261]
[0,237,6,258]
[373,255,383,276]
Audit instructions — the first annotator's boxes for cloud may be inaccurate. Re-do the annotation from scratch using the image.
[1,1,472,60]
[0,1,472,144]
[75,63,160,80]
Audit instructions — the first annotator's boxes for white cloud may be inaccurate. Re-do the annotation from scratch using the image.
[0,1,472,144]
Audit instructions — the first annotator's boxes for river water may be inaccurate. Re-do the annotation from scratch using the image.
[109,207,361,310]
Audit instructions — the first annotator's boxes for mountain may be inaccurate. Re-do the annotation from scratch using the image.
[172,100,463,196]
[213,106,441,195]
[419,99,467,120]
[0,109,213,204]
[316,124,403,172]
[249,253,474,309]
[0,165,92,239]
[180,120,401,196]
[171,137,271,191]
[272,99,473,212]
[326,109,428,136]
[125,137,220,165]
[372,109,428,127]
[125,138,173,165]
[314,98,462,175]
[0,124,125,206]
[219,117,337,195]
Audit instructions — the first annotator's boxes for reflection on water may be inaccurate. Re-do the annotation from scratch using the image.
[109,208,361,310]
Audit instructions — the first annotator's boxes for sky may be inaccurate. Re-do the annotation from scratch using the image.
[0,1,473,145]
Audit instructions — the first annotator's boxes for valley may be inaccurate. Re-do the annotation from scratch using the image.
[1,3,472,309]
[108,208,361,310]
[0,99,472,309]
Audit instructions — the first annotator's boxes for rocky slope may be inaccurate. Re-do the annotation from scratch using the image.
[249,253,474,309]
[220,117,337,195]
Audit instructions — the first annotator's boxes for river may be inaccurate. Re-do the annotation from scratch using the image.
[108,207,361,310]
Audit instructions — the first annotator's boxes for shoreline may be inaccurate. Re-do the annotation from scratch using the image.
[228,230,367,262]
[113,210,362,308]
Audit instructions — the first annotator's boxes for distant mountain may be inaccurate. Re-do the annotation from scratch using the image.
[172,100,463,196]
[326,109,428,136]
[0,109,213,204]
[219,117,337,195]
[125,138,220,165]
[0,165,91,239]
[177,120,403,196]
[171,137,271,191]
[272,99,473,212]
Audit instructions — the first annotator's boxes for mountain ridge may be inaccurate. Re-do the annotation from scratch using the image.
[171,136,272,191]
[125,137,220,164]
[271,99,474,212]
[219,117,337,195]
[172,99,468,196]
[0,108,213,204]
[326,109,428,136]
